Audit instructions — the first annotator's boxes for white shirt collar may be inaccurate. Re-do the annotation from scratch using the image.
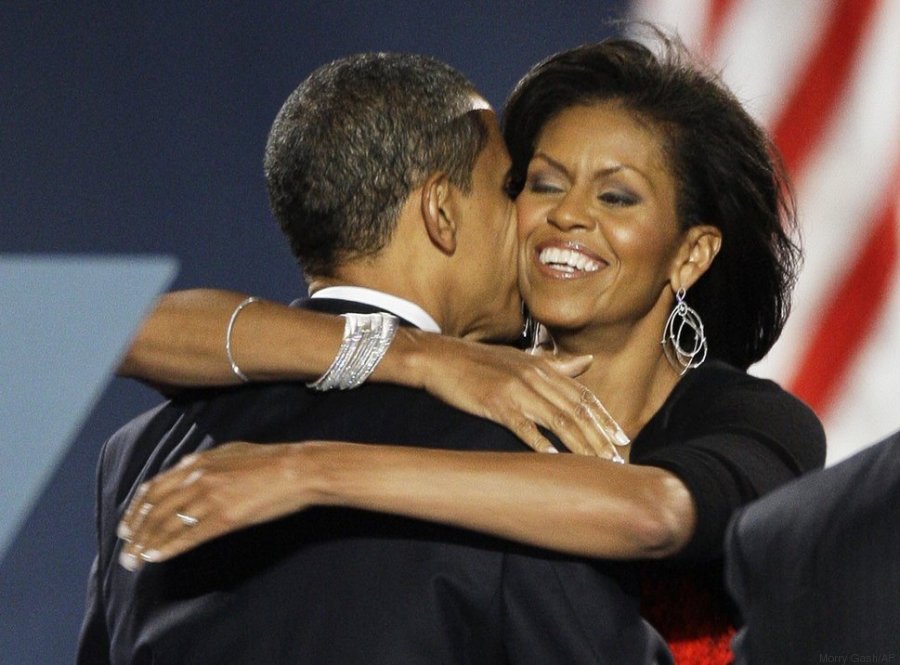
[310,286,442,333]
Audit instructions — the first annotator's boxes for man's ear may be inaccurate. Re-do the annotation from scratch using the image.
[420,171,457,255]
[671,225,722,291]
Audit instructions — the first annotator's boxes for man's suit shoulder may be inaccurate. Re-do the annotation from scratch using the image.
[103,380,530,481]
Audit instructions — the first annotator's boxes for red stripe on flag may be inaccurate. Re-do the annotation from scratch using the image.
[770,0,879,176]
[701,0,738,56]
[789,172,899,415]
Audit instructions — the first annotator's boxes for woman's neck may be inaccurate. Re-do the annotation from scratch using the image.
[550,318,683,440]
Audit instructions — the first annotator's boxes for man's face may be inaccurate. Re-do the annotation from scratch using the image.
[453,110,522,341]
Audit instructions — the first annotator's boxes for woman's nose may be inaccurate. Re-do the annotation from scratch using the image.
[547,190,595,232]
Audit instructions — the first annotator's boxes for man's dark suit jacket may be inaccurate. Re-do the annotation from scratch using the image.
[78,298,669,665]
[725,429,900,664]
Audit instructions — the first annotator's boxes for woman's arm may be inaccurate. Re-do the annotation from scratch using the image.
[118,440,696,570]
[120,289,627,457]
[119,289,343,386]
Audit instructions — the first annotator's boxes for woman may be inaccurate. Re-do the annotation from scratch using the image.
[118,33,825,662]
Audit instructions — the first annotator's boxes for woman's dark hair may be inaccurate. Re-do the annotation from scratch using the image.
[503,29,801,369]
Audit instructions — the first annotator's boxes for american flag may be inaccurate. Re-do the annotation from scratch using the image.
[633,0,900,464]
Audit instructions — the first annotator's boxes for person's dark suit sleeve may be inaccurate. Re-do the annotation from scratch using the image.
[726,430,900,663]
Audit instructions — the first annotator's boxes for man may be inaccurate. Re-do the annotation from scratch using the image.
[726,429,900,663]
[78,53,668,664]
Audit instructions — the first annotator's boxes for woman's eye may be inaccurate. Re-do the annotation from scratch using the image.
[527,179,563,194]
[599,191,639,206]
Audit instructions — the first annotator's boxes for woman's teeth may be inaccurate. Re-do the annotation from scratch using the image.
[538,247,601,273]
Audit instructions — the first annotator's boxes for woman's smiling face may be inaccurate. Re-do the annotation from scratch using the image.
[516,101,686,339]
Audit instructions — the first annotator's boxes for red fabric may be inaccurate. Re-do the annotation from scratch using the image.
[640,567,736,665]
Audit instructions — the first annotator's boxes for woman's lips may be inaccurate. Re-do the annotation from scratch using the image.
[533,241,606,279]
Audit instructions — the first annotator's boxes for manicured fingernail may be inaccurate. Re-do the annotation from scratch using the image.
[119,552,139,571]
[614,430,630,446]
[140,549,161,562]
[547,445,559,453]
[117,523,132,541]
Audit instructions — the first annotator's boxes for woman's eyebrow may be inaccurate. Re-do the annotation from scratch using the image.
[532,152,652,185]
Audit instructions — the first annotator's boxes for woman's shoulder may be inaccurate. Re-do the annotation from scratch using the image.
[677,358,778,392]
[673,359,816,420]
[641,358,826,471]
[632,359,827,562]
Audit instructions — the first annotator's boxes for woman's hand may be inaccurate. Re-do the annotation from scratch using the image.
[117,442,311,570]
[117,440,692,566]
[118,290,627,460]
[396,331,629,461]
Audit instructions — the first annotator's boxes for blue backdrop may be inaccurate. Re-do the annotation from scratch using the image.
[0,2,626,662]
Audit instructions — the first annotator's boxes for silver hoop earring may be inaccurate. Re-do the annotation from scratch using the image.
[523,315,556,355]
[529,321,552,355]
[522,311,539,347]
[661,288,707,374]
